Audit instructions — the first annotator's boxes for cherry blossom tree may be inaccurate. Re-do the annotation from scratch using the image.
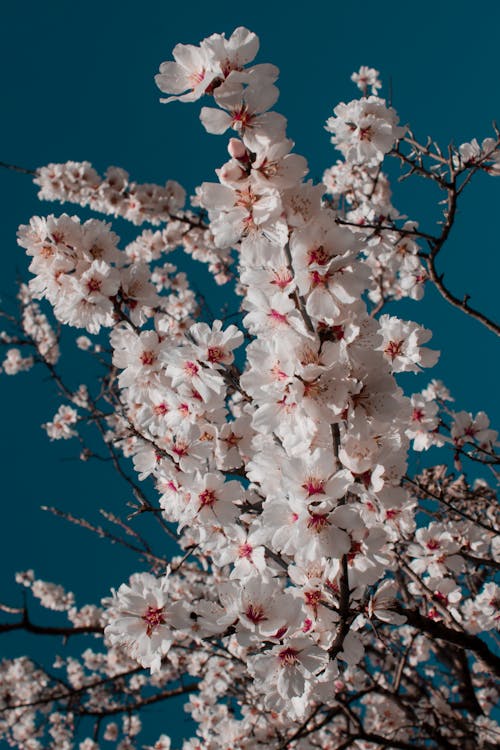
[0,27,499,750]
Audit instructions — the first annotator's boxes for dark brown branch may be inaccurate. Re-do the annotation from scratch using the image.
[335,216,436,243]
[0,160,37,175]
[404,475,500,535]
[397,605,500,678]
[42,505,170,567]
[328,555,351,659]
[0,613,102,637]
[390,135,500,336]
[425,254,500,336]
[78,681,199,716]
[0,665,143,714]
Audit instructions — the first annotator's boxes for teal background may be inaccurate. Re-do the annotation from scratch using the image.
[0,1,499,746]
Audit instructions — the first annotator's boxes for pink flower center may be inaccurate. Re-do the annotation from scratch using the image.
[307,245,330,266]
[86,277,101,293]
[303,379,324,399]
[140,350,156,366]
[238,542,253,559]
[231,105,253,129]
[207,345,225,363]
[245,603,267,624]
[172,442,188,458]
[305,590,322,611]
[359,126,373,141]
[184,361,199,377]
[270,268,294,289]
[384,340,404,360]
[142,605,166,637]
[302,478,325,497]
[278,647,300,667]
[223,430,241,447]
[154,403,168,416]
[199,489,217,507]
[309,269,329,287]
[307,513,330,533]
[235,187,257,210]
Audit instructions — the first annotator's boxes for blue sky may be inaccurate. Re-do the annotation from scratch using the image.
[1,0,499,745]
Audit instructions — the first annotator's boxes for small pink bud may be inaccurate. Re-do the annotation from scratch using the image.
[228,138,247,160]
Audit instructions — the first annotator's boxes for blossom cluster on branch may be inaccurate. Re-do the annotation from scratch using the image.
[0,26,499,750]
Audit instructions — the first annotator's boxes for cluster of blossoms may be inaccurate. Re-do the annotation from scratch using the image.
[94,31,436,723]
[322,163,429,307]
[453,137,500,173]
[33,169,232,285]
[1,347,33,375]
[35,162,186,227]
[15,569,75,611]
[43,404,79,441]
[1,282,59,375]
[1,26,499,750]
